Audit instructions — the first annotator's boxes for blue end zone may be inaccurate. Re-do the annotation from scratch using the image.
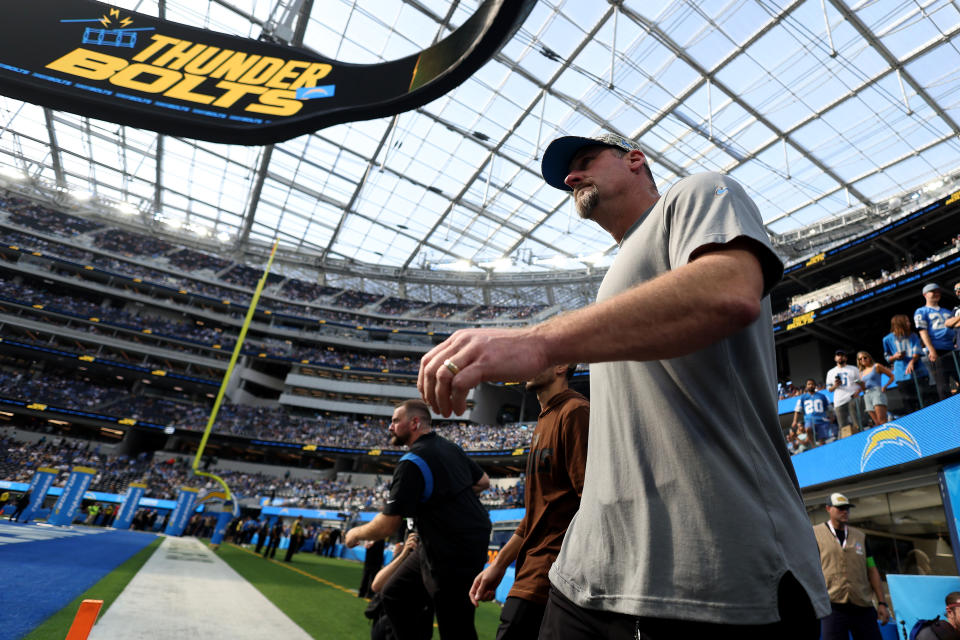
[0,522,157,640]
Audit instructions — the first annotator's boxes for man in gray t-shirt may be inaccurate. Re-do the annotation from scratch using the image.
[417,132,829,639]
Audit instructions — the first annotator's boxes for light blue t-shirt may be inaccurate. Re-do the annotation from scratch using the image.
[914,305,954,351]
[795,392,829,424]
[882,332,928,381]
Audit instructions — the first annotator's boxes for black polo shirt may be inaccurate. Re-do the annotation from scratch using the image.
[383,431,491,568]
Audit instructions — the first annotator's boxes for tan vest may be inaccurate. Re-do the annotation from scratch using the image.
[814,523,874,607]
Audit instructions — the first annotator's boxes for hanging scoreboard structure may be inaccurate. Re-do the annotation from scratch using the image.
[0,0,535,145]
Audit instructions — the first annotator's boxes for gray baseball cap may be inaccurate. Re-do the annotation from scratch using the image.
[541,133,643,191]
[923,283,942,295]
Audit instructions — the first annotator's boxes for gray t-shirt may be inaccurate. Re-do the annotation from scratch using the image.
[548,172,830,624]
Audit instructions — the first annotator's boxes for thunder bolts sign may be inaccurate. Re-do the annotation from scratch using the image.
[0,0,534,145]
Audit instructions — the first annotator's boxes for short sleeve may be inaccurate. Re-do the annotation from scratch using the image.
[794,397,803,413]
[664,173,784,297]
[560,404,590,497]
[383,460,423,517]
[467,456,485,485]
[915,308,928,330]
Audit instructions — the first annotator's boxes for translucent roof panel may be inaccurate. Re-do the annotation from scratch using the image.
[0,0,957,276]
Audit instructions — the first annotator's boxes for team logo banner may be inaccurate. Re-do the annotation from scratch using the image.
[48,466,96,526]
[112,482,146,530]
[164,486,199,536]
[0,0,534,145]
[792,394,960,488]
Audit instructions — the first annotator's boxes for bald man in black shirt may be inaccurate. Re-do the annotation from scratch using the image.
[345,399,491,639]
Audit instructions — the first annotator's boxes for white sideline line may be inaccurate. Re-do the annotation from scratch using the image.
[89,536,312,640]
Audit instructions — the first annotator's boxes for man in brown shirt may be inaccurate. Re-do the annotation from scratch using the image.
[469,363,589,639]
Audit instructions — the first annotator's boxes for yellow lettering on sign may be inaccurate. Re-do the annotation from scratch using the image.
[512,448,526,456]
[368,449,381,456]
[78,355,95,362]
[302,444,317,451]
[46,39,327,119]
[110,63,181,93]
[131,34,181,63]
[786,311,815,331]
[118,418,137,426]
[163,73,217,104]
[805,253,825,267]
[46,48,127,80]
[288,62,332,89]
[246,89,301,116]
[27,403,47,411]
[265,60,310,89]
[151,370,167,376]
[238,57,285,85]
[947,190,960,205]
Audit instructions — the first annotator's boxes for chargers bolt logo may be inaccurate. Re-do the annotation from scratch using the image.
[859,424,922,472]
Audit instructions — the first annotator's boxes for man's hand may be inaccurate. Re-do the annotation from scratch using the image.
[906,360,916,375]
[469,563,507,606]
[418,327,549,416]
[929,349,939,363]
[344,528,361,548]
[877,603,890,624]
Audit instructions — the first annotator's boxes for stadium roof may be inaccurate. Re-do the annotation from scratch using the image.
[0,0,958,282]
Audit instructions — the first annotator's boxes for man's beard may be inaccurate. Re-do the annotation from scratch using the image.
[390,433,406,446]
[574,185,599,219]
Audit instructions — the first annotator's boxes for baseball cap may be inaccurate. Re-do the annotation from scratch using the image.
[828,493,854,508]
[835,349,846,356]
[923,283,942,295]
[541,133,643,191]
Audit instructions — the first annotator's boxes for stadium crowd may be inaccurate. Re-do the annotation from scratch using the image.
[0,433,523,509]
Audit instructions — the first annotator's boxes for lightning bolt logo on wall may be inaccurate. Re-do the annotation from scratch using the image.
[859,424,922,472]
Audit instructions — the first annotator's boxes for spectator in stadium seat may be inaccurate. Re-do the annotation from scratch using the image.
[469,363,589,639]
[915,283,958,401]
[856,352,893,426]
[418,133,828,638]
[793,378,835,445]
[344,399,491,640]
[883,314,929,412]
[827,350,864,435]
[814,493,889,639]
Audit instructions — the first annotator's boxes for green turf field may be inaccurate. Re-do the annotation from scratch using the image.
[23,537,163,640]
[22,537,502,639]
[216,543,503,639]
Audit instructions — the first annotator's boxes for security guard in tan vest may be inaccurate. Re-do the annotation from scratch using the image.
[814,493,890,639]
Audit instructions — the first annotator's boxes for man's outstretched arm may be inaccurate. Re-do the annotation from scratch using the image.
[419,241,766,416]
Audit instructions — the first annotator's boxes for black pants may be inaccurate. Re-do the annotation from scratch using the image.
[820,602,882,640]
[496,596,546,640]
[930,351,959,402]
[380,544,485,640]
[263,538,279,559]
[538,573,820,640]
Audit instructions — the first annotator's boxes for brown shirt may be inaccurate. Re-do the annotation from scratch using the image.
[509,388,589,604]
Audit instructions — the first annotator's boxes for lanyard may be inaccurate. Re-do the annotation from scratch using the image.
[826,521,847,548]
